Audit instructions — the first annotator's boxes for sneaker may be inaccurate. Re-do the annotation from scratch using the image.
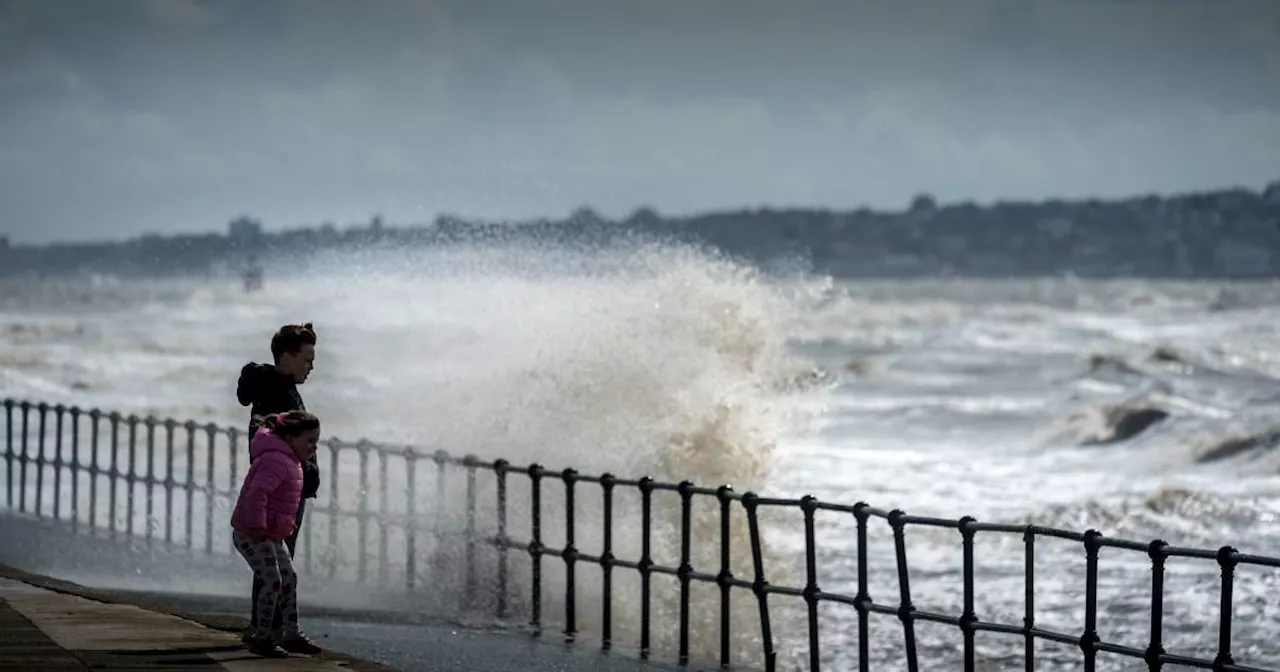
[244,634,290,658]
[278,633,322,655]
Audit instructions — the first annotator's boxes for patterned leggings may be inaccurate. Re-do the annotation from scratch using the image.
[232,531,300,639]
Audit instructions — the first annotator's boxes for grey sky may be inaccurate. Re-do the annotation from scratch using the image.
[2,0,1279,243]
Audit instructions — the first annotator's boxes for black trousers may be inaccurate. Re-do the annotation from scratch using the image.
[248,499,306,632]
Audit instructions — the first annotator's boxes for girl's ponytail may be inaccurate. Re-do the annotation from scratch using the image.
[253,410,320,437]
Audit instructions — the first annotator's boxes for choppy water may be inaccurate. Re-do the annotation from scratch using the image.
[2,240,1279,671]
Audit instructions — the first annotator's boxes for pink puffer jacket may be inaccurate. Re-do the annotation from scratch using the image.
[230,429,303,541]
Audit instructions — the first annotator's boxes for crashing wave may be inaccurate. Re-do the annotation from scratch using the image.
[1041,396,1170,446]
[1196,427,1280,464]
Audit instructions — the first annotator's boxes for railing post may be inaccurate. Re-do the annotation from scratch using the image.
[1023,526,1036,672]
[378,447,390,585]
[163,418,176,544]
[4,399,13,511]
[716,485,735,669]
[638,476,654,659]
[35,402,47,516]
[227,428,240,552]
[406,452,419,591]
[562,468,579,643]
[68,404,80,529]
[433,449,448,584]
[144,416,157,544]
[527,463,544,635]
[108,412,121,536]
[1080,530,1102,672]
[69,406,80,530]
[677,481,695,665]
[1214,546,1238,669]
[959,516,977,672]
[888,509,919,672]
[183,421,196,550]
[18,401,29,513]
[329,440,341,579]
[88,409,100,530]
[463,454,478,605]
[303,476,313,572]
[228,426,240,486]
[854,503,870,672]
[228,427,243,553]
[357,440,370,584]
[742,492,776,672]
[53,404,65,520]
[227,426,240,554]
[125,414,138,538]
[1145,540,1168,671]
[801,496,821,672]
[203,423,217,553]
[493,459,509,615]
[600,473,616,651]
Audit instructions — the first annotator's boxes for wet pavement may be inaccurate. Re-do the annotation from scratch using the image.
[0,564,706,671]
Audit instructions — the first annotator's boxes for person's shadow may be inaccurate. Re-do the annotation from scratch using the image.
[78,645,264,666]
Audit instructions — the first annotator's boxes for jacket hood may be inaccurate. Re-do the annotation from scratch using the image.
[251,428,298,462]
[237,362,289,406]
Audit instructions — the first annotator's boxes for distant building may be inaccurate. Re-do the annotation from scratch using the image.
[1264,180,1280,205]
[228,216,263,243]
[909,193,938,213]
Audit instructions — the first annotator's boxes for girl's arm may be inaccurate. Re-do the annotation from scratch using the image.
[238,460,286,534]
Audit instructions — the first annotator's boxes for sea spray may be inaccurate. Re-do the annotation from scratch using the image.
[258,234,834,665]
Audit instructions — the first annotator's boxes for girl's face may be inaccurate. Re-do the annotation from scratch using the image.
[287,428,320,460]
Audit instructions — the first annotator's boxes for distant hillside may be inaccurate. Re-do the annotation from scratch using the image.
[3,181,1279,279]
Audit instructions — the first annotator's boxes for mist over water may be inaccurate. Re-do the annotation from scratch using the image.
[0,235,831,666]
[3,236,1280,670]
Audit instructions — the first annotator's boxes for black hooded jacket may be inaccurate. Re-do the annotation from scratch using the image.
[236,362,321,499]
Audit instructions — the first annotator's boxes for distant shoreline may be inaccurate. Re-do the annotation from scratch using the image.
[3,180,1278,280]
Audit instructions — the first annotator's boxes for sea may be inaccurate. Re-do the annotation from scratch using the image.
[2,237,1279,671]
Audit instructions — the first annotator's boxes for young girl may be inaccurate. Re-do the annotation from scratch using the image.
[230,410,324,658]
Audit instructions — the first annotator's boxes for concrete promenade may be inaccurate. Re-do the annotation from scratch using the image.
[0,571,393,671]
[0,564,694,672]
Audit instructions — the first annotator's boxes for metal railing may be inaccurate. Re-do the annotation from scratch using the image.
[2,397,1279,672]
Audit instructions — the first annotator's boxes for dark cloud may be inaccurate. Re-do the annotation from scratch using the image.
[1,0,1278,242]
